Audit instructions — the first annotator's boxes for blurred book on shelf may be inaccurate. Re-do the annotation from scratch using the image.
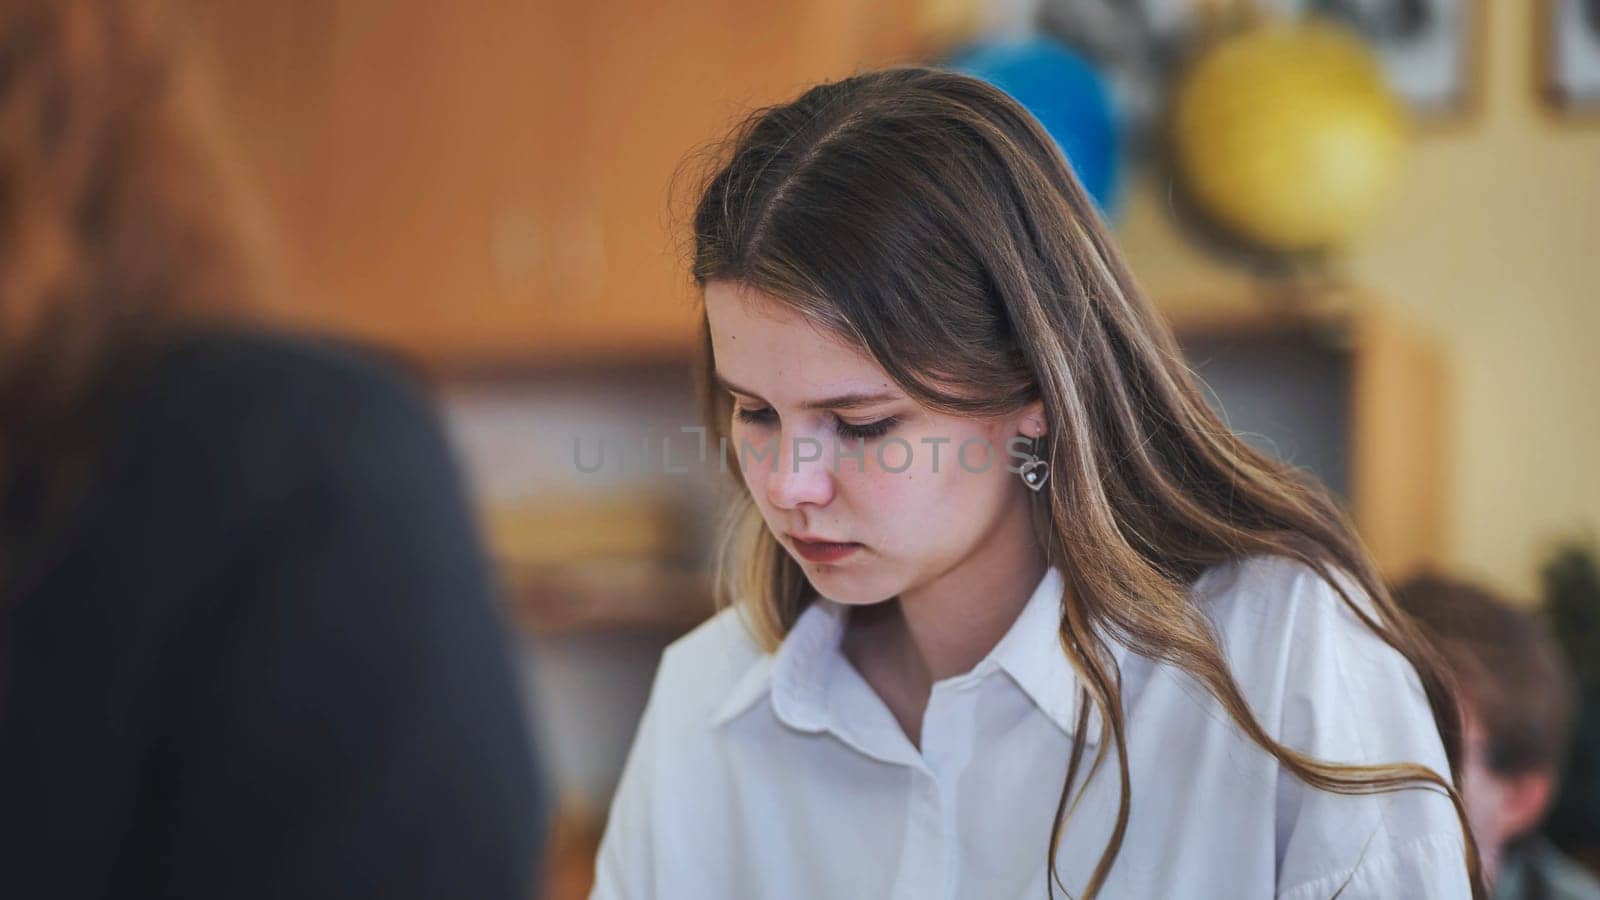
[484,490,715,635]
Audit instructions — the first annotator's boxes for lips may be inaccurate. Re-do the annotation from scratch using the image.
[787,535,862,563]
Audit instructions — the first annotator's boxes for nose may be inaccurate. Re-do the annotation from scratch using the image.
[764,433,835,510]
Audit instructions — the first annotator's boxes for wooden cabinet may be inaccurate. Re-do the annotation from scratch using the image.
[185,1,934,366]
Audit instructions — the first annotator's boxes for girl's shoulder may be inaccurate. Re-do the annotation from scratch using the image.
[1180,558,1468,896]
[645,604,769,730]
[1182,553,1442,765]
[1190,553,1385,652]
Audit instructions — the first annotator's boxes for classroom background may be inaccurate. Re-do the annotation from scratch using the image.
[174,2,1600,895]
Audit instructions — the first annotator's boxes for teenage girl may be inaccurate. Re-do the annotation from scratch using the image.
[593,66,1479,900]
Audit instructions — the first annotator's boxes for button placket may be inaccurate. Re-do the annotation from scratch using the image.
[889,768,947,900]
[910,678,986,900]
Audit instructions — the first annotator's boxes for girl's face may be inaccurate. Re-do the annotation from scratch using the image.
[705,280,1044,606]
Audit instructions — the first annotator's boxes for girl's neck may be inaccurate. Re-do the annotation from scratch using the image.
[842,505,1048,717]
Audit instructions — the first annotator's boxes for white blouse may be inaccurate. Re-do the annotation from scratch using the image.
[591,555,1472,899]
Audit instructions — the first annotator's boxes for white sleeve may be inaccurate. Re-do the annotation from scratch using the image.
[589,658,667,900]
[1230,562,1474,899]
[1278,832,1471,900]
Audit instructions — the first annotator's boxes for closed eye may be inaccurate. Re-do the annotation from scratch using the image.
[733,406,776,427]
[836,416,898,441]
[733,406,899,441]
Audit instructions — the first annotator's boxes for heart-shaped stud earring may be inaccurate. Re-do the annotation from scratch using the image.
[1019,457,1050,491]
[1015,434,1050,491]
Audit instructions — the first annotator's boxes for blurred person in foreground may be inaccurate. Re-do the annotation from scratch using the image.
[1397,575,1600,900]
[0,2,547,897]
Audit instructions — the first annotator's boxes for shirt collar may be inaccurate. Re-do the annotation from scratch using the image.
[710,565,1131,746]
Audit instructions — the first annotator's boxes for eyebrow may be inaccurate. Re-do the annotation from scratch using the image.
[713,371,901,411]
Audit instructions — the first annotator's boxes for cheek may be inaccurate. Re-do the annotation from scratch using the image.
[1459,722,1508,846]
[851,436,1013,535]
[736,449,766,497]
[729,423,773,496]
[1462,762,1505,845]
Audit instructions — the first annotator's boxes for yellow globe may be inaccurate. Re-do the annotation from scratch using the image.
[1170,21,1406,253]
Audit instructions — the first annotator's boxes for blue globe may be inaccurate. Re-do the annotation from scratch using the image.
[948,37,1120,216]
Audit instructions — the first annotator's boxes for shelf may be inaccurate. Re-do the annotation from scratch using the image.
[501,560,715,636]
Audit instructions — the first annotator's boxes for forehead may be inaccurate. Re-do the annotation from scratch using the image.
[704,280,890,391]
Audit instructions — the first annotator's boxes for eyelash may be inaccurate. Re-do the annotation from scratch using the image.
[733,406,899,441]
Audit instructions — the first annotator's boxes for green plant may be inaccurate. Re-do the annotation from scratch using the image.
[1541,538,1600,856]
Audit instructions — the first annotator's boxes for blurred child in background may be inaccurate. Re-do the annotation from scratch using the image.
[1397,575,1600,900]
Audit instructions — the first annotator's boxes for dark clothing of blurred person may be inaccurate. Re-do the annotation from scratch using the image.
[1,330,548,900]
[0,2,547,898]
[1499,834,1600,900]
[1396,575,1600,900]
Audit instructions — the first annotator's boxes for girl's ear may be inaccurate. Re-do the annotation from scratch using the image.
[1020,400,1047,439]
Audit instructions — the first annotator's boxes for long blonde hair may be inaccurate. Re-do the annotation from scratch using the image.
[686,66,1482,898]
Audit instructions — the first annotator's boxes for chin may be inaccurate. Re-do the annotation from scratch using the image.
[798,564,900,606]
